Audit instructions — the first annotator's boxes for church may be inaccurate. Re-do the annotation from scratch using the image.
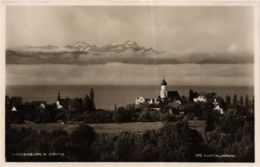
[160,77,180,102]
[135,77,180,105]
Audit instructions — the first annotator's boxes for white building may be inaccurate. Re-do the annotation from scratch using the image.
[160,77,168,100]
[213,98,224,114]
[193,95,207,103]
[135,96,146,105]
[135,96,159,105]
[56,101,63,109]
[11,106,17,112]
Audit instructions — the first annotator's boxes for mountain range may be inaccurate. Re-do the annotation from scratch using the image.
[67,40,158,53]
[8,40,159,54]
[6,40,253,65]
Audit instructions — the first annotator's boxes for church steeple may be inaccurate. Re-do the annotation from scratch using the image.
[161,75,167,86]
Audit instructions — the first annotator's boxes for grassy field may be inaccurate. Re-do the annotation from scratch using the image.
[11,120,206,136]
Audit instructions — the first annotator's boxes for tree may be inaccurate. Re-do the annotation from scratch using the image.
[245,95,249,107]
[57,91,61,101]
[84,95,94,113]
[233,94,238,106]
[114,132,137,161]
[113,107,132,123]
[91,134,117,161]
[72,98,83,112]
[67,125,96,161]
[90,88,95,109]
[239,96,244,106]
[206,107,255,162]
[220,108,245,136]
[188,89,194,102]
[225,95,231,108]
[205,111,215,131]
[90,88,94,100]
[159,121,213,162]
[138,109,160,122]
[49,130,68,153]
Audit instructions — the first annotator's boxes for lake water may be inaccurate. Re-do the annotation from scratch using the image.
[6,85,254,110]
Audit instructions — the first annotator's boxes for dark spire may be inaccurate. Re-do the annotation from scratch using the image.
[90,88,94,101]
[161,76,167,85]
[57,91,61,101]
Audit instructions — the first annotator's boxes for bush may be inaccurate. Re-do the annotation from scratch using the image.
[138,109,160,122]
[158,121,213,161]
[159,113,176,122]
[113,107,133,123]
[114,132,139,161]
[67,125,96,161]
[91,134,117,161]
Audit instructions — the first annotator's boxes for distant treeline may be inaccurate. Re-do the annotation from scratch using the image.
[5,90,254,125]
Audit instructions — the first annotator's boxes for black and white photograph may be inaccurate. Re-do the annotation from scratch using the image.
[1,2,259,164]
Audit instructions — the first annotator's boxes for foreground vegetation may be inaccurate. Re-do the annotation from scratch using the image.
[6,121,214,162]
[6,114,254,162]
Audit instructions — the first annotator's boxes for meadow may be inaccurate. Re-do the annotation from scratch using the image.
[11,120,206,135]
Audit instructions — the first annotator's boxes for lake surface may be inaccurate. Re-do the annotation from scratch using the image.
[6,85,254,109]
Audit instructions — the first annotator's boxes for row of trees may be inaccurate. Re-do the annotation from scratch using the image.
[5,93,254,125]
[188,90,254,107]
[5,100,179,124]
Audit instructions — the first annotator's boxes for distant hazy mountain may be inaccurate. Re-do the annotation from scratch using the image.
[64,40,159,53]
[65,41,98,52]
[7,40,159,54]
[6,40,253,65]
[6,40,160,65]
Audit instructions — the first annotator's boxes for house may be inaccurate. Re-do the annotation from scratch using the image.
[135,96,159,105]
[213,98,224,114]
[56,101,63,109]
[11,106,17,112]
[193,95,207,103]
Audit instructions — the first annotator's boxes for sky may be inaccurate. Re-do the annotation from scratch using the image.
[6,6,254,86]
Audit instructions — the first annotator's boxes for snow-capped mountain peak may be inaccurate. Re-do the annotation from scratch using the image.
[69,41,98,51]
[103,40,145,52]
[8,40,159,54]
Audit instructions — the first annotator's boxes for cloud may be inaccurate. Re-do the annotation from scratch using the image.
[6,49,253,65]
[228,43,244,53]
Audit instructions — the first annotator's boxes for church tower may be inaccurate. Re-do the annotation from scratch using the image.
[160,76,168,100]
